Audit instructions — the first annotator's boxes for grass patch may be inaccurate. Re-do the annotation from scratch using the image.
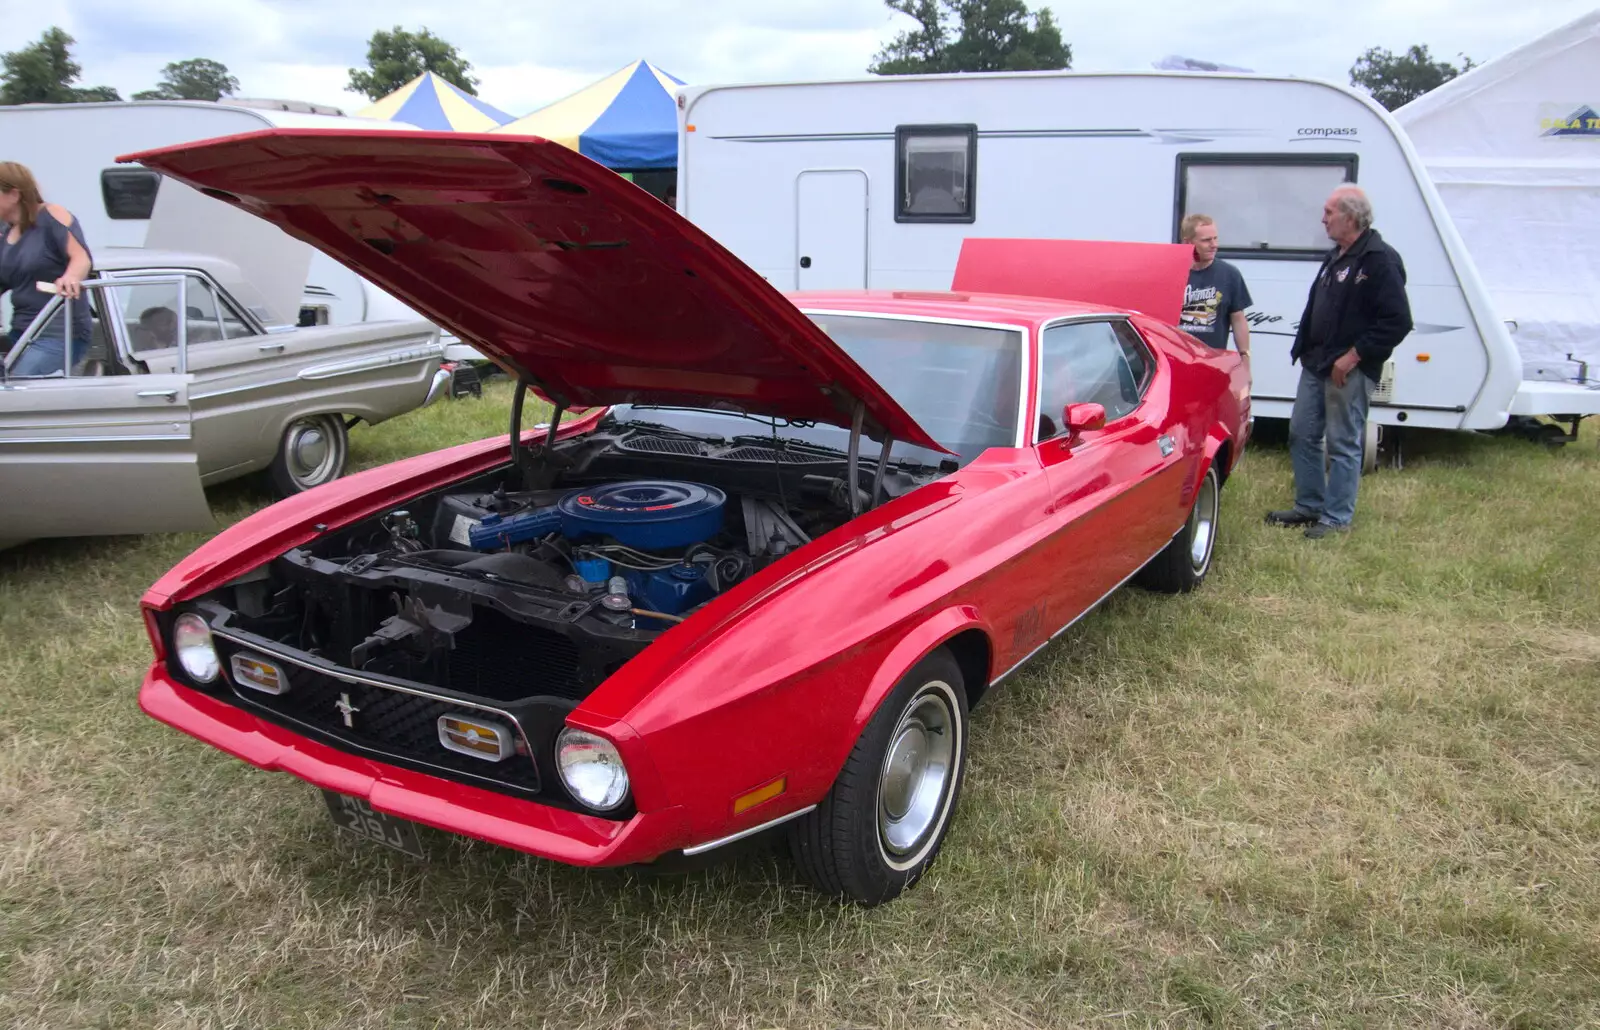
[2,396,1597,1028]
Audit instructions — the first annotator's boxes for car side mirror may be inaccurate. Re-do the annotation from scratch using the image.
[1064,402,1106,436]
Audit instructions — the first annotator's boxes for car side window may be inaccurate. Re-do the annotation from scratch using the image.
[1039,321,1145,436]
[1111,320,1154,395]
[115,281,184,354]
[112,275,239,353]
[183,276,226,345]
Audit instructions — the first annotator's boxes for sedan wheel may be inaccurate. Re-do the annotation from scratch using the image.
[790,648,968,905]
[269,414,349,496]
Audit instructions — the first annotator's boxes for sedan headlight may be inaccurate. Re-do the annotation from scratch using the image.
[556,728,630,811]
[172,612,220,684]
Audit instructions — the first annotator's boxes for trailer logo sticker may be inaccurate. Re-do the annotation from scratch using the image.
[1540,105,1600,136]
[1293,127,1360,142]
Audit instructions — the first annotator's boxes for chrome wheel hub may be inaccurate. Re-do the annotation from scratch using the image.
[1189,471,1218,574]
[878,688,956,864]
[285,417,340,487]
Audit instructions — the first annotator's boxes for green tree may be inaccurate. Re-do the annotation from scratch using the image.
[347,26,478,101]
[132,58,240,101]
[870,0,1070,75]
[0,27,122,105]
[1349,44,1474,111]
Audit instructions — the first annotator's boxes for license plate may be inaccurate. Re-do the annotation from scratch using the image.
[320,790,425,858]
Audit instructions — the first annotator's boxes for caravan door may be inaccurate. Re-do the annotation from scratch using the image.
[796,170,869,290]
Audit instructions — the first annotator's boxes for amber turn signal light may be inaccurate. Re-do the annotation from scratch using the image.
[733,777,786,815]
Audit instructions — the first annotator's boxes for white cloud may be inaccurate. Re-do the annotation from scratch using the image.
[6,0,1594,116]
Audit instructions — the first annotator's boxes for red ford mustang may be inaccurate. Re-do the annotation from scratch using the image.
[127,130,1250,905]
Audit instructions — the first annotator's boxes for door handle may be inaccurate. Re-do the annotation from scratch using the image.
[1158,435,1175,456]
[258,342,286,353]
[799,256,812,268]
[137,389,179,402]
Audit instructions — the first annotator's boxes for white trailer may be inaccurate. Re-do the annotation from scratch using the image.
[676,71,1600,435]
[1395,9,1600,441]
[0,99,424,330]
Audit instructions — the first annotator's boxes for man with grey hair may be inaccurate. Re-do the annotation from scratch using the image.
[1267,183,1413,539]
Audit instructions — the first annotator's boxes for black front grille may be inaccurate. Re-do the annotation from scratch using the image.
[217,640,541,793]
[445,607,585,702]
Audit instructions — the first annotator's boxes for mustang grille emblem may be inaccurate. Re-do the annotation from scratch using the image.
[334,692,361,728]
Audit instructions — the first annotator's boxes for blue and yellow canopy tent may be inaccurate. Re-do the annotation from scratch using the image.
[356,71,514,132]
[494,60,684,171]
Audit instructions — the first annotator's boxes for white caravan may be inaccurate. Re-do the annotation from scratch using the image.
[0,99,423,330]
[1395,9,1600,438]
[676,71,1600,435]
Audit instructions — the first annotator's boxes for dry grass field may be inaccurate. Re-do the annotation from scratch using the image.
[2,385,1596,1029]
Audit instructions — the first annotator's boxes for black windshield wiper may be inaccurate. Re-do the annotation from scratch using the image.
[625,405,818,431]
[605,416,726,444]
[728,433,847,458]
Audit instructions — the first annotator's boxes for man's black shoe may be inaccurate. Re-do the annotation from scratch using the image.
[1304,522,1349,540]
[1265,509,1318,527]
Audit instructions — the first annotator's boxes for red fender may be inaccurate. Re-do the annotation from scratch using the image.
[850,604,991,731]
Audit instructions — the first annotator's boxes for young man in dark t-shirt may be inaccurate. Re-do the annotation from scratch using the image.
[1178,214,1252,361]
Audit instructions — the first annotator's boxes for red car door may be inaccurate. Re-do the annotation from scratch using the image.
[1032,319,1184,626]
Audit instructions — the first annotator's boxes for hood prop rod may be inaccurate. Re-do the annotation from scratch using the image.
[845,401,865,517]
[871,432,893,510]
[509,380,566,486]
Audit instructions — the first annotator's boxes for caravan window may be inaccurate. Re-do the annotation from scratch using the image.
[896,125,977,223]
[1176,155,1357,258]
[101,168,161,220]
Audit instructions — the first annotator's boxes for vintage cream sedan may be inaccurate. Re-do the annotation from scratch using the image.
[0,248,448,547]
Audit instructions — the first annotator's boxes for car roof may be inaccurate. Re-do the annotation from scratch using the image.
[786,290,1127,327]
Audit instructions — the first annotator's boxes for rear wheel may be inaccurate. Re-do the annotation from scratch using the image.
[269,414,349,496]
[1136,465,1219,594]
[789,648,968,906]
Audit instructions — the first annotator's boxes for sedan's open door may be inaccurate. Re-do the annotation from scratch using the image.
[0,278,214,541]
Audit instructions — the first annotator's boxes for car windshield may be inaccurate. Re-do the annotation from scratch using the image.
[606,314,1024,467]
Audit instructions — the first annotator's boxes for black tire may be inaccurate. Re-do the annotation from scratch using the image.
[269,413,349,497]
[789,648,969,906]
[1136,465,1219,594]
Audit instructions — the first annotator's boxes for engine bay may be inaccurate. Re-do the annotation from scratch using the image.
[197,413,941,711]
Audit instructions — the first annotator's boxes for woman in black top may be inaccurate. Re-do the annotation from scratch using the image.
[0,161,93,376]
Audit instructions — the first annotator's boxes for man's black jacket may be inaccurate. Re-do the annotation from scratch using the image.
[1290,228,1414,382]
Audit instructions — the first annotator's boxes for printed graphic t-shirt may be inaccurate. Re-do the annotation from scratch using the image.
[1179,260,1252,350]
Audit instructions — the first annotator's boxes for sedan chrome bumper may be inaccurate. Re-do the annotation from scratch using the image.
[421,366,453,408]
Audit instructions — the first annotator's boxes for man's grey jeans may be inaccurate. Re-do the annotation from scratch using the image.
[1288,365,1375,527]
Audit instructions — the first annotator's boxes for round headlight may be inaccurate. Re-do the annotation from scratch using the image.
[172,612,220,684]
[556,728,630,811]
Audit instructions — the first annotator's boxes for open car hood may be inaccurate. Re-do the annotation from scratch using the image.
[120,129,942,451]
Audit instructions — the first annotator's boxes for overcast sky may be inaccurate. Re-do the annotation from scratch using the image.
[11,0,1597,116]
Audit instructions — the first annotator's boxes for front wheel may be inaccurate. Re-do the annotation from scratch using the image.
[269,414,349,497]
[789,648,969,906]
[1136,465,1219,594]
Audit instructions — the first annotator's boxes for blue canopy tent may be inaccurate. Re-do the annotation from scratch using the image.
[495,60,684,171]
[357,72,514,132]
